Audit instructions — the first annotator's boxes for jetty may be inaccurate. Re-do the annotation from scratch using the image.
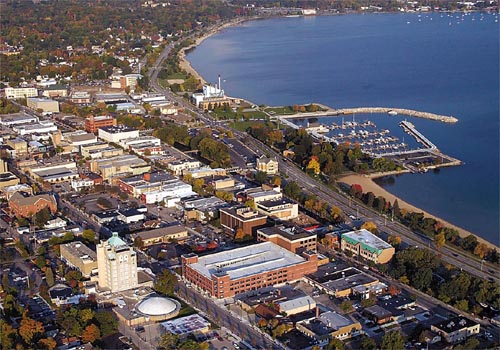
[280,106,458,123]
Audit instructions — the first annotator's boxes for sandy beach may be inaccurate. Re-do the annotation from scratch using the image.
[338,173,498,249]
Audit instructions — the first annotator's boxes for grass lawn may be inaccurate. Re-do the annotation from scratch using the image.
[167,72,188,80]
[264,106,298,115]
[242,110,268,119]
[232,120,266,131]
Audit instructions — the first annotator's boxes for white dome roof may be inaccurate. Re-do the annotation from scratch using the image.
[137,296,178,316]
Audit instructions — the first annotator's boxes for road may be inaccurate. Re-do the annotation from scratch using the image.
[176,280,282,350]
[145,33,499,283]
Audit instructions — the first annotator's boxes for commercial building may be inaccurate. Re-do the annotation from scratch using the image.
[26,97,60,113]
[277,295,317,316]
[297,311,361,344]
[340,229,395,264]
[5,87,38,99]
[256,155,279,175]
[134,225,189,246]
[120,74,142,89]
[6,138,28,156]
[0,113,38,126]
[0,171,20,189]
[80,142,123,159]
[90,154,150,181]
[181,241,318,299]
[256,197,299,220]
[219,206,268,237]
[60,241,98,277]
[305,264,385,298]
[191,80,231,111]
[184,167,227,179]
[431,316,480,344]
[84,115,117,134]
[29,162,79,183]
[8,191,57,217]
[257,226,317,254]
[42,84,68,98]
[98,125,139,143]
[117,208,145,224]
[167,158,202,176]
[161,314,210,338]
[96,232,138,293]
[183,196,226,222]
[13,120,58,136]
[69,91,92,104]
[2,184,33,200]
[65,132,98,152]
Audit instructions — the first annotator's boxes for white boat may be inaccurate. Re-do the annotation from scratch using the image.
[388,110,398,116]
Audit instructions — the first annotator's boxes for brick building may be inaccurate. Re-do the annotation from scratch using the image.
[60,241,98,277]
[8,192,57,217]
[219,206,268,237]
[181,242,318,299]
[256,226,317,254]
[84,115,117,133]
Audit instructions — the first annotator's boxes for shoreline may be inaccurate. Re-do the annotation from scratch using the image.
[176,16,498,251]
[338,173,498,249]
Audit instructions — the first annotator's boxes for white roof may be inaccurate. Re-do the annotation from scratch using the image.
[161,314,209,335]
[189,242,306,280]
[136,296,178,316]
[278,295,316,313]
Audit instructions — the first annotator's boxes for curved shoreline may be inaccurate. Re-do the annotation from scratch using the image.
[178,17,498,250]
[338,173,498,249]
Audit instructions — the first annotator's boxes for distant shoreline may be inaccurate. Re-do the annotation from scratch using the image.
[178,15,499,250]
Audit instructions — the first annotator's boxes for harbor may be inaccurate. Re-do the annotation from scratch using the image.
[281,111,462,174]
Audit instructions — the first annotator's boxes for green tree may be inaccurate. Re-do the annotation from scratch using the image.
[254,171,267,184]
[154,269,177,296]
[339,300,353,313]
[159,332,180,349]
[82,229,96,243]
[0,319,17,350]
[93,311,117,336]
[359,335,377,350]
[45,267,55,287]
[380,331,405,350]
[283,181,302,200]
[327,338,345,350]
[434,232,446,250]
[34,207,51,227]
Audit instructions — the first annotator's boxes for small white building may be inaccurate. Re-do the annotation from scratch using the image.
[5,87,38,99]
[167,159,202,176]
[98,125,140,143]
[44,217,67,229]
[117,208,145,224]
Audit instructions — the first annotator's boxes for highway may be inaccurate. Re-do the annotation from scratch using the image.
[146,40,499,285]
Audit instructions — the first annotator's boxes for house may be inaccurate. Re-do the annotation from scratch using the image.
[296,311,362,344]
[431,316,480,344]
[44,217,67,229]
[8,191,57,217]
[256,156,279,174]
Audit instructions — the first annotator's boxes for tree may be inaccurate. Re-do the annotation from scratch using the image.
[434,232,446,250]
[339,300,353,313]
[361,221,378,235]
[45,267,55,287]
[34,207,51,227]
[0,319,17,350]
[82,324,101,343]
[327,338,345,350]
[254,171,267,184]
[134,237,144,249]
[359,335,377,350]
[159,332,180,349]
[330,206,343,223]
[93,311,117,336]
[306,156,321,175]
[38,338,57,350]
[387,235,401,248]
[82,229,96,243]
[79,309,95,325]
[380,331,405,350]
[154,269,178,296]
[283,181,302,200]
[393,199,401,218]
[19,315,44,344]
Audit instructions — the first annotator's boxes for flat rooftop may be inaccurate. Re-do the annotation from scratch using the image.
[258,226,314,240]
[161,314,209,336]
[61,241,96,262]
[99,125,137,133]
[187,241,306,280]
[342,229,393,252]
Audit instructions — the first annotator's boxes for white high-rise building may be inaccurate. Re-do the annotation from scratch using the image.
[96,232,138,292]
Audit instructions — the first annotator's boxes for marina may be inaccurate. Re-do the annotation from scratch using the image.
[283,112,462,174]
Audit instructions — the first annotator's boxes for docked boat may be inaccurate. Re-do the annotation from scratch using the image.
[388,110,398,116]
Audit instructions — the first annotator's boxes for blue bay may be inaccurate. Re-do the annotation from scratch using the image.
[187,13,500,245]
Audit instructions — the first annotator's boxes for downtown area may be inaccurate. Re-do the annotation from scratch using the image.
[0,1,499,350]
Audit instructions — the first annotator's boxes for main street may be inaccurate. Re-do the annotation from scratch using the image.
[147,38,498,284]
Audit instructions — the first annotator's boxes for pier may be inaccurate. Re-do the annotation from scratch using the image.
[279,106,458,123]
